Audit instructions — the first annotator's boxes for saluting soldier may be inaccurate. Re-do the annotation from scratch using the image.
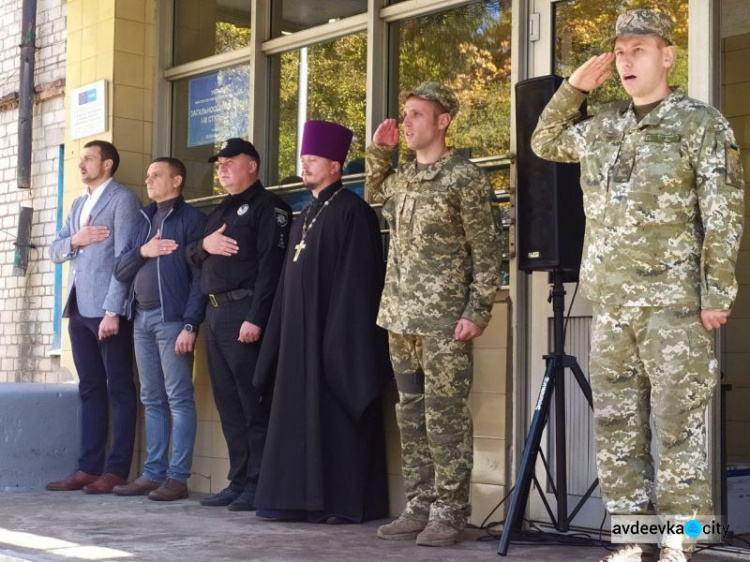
[186,138,291,512]
[531,9,744,562]
[366,82,501,547]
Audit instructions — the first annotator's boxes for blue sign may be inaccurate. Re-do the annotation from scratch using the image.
[188,67,251,147]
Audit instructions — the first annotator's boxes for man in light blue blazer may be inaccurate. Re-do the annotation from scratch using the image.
[47,140,142,494]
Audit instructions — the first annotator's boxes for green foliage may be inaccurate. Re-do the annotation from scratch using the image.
[215,21,252,55]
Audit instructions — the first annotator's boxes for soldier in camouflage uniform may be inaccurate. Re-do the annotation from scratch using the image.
[531,9,744,562]
[365,82,501,546]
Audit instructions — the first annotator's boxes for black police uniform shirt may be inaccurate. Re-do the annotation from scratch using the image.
[186,180,291,329]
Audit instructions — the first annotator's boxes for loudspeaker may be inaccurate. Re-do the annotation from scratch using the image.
[515,75,586,275]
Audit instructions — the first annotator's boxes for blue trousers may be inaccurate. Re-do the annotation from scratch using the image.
[68,293,136,478]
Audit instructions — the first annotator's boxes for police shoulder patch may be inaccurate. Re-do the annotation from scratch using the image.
[275,208,289,227]
[726,143,744,188]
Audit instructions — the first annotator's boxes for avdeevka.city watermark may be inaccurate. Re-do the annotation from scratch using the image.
[611,515,730,544]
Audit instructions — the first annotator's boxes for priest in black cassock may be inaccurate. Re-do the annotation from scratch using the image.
[253,120,393,524]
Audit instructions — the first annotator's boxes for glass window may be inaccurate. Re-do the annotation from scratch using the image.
[390,0,513,171]
[271,0,367,38]
[554,0,689,110]
[267,32,367,193]
[173,0,252,66]
[171,64,251,200]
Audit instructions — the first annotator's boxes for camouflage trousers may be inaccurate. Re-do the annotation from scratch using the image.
[388,331,473,531]
[590,305,718,553]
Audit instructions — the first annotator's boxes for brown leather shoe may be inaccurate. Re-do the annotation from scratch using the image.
[82,473,128,494]
[112,476,162,496]
[46,471,99,491]
[148,478,189,502]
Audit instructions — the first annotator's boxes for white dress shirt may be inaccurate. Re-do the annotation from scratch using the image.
[79,177,113,229]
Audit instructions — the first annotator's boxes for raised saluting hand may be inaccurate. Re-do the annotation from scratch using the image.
[568,53,616,94]
[373,119,400,148]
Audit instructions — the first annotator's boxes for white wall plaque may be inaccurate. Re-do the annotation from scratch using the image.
[70,80,108,140]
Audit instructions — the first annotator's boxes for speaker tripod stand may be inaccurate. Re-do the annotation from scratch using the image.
[498,270,599,556]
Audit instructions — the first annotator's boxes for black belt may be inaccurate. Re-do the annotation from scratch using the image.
[208,288,253,307]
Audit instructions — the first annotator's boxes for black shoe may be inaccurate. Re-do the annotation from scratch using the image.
[325,516,353,525]
[200,487,241,507]
[228,486,255,511]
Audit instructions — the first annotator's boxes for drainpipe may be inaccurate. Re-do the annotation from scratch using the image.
[14,0,37,276]
[13,205,33,277]
[17,0,37,189]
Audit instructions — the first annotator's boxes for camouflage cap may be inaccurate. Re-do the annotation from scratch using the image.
[400,81,459,118]
[609,8,673,46]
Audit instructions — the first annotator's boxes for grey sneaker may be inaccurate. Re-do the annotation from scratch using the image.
[599,544,658,561]
[376,517,428,540]
[415,521,462,547]
[659,547,689,562]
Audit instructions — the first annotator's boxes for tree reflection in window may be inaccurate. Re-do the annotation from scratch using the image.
[173,1,252,67]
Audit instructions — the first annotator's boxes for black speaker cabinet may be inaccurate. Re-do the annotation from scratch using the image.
[515,75,586,275]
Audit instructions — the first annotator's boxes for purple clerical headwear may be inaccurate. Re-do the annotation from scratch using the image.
[300,120,354,164]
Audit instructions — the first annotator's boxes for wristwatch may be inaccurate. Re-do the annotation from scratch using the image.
[104,310,117,318]
[183,323,196,333]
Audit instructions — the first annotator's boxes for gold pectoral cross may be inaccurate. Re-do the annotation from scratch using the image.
[293,240,306,262]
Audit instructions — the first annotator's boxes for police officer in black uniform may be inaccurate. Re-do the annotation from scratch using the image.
[186,138,291,511]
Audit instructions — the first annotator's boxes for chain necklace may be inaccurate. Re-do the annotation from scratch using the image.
[292,187,344,262]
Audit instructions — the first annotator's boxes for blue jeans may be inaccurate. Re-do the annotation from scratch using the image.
[133,306,197,483]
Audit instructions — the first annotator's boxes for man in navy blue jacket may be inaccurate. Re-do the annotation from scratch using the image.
[113,157,207,501]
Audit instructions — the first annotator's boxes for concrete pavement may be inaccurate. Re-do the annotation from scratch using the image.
[0,491,747,562]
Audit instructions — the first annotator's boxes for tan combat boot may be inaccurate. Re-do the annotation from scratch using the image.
[659,547,689,562]
[415,521,462,547]
[376,517,428,540]
[599,543,658,561]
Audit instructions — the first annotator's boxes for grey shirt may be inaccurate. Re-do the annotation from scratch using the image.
[134,198,177,310]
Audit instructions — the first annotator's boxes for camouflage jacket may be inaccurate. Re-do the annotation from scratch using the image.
[365,144,501,337]
[532,80,745,310]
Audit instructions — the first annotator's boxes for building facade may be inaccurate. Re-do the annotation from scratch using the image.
[0,0,66,383]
